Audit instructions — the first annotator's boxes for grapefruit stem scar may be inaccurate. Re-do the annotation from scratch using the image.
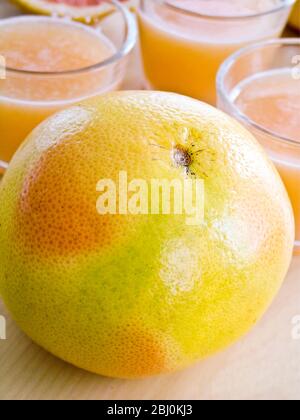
[172,145,193,169]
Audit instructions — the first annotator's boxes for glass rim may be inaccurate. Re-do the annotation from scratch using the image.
[0,0,137,77]
[156,0,296,21]
[217,38,300,148]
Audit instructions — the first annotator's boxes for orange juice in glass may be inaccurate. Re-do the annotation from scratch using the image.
[217,39,300,254]
[138,0,295,104]
[0,4,136,173]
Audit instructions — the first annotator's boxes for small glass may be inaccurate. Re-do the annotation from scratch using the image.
[217,39,300,254]
[0,0,137,174]
[138,0,295,105]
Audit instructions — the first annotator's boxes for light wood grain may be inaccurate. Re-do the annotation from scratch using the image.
[1,0,300,401]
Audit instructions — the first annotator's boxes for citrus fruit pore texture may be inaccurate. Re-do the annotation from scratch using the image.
[0,91,294,378]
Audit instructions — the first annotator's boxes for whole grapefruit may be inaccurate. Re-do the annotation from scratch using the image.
[0,92,294,378]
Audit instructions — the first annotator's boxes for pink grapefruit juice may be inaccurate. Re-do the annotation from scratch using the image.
[0,16,118,165]
[232,69,300,252]
[138,0,293,104]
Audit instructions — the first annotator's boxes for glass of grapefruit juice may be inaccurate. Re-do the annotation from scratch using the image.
[217,39,300,254]
[0,4,136,173]
[138,0,295,105]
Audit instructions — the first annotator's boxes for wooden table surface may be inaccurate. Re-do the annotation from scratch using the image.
[0,0,300,401]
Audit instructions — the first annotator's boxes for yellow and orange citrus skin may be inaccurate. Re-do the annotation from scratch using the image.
[0,92,294,378]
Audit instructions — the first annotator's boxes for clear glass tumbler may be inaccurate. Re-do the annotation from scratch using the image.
[217,39,300,254]
[0,0,137,174]
[138,0,295,104]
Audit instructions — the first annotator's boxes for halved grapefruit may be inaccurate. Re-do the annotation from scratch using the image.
[289,0,300,31]
[13,0,135,22]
